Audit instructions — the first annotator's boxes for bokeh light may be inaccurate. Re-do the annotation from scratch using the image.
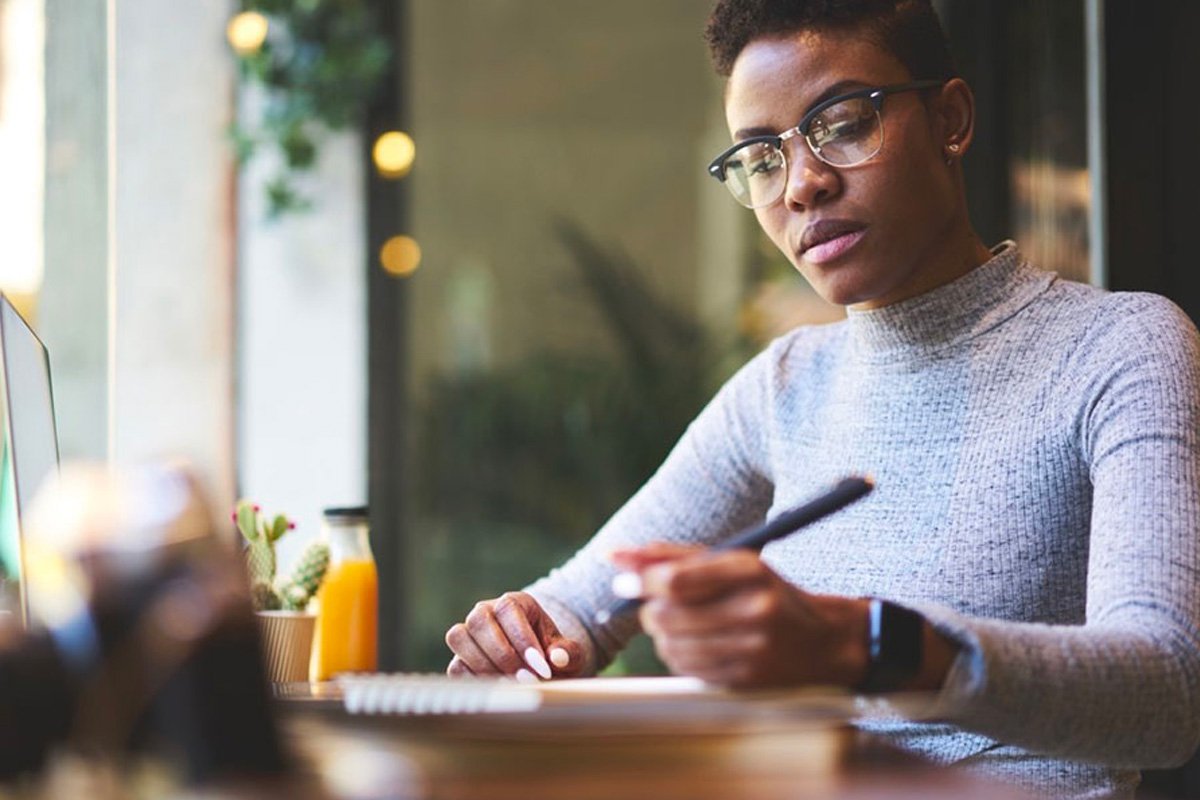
[227,11,269,56]
[380,236,422,277]
[372,131,416,179]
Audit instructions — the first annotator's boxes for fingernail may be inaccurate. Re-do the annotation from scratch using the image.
[549,647,570,668]
[515,668,538,684]
[523,647,552,680]
[611,571,643,599]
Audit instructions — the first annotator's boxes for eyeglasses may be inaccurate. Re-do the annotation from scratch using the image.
[706,80,944,209]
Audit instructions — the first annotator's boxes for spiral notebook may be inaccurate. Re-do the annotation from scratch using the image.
[273,674,876,730]
[330,674,725,715]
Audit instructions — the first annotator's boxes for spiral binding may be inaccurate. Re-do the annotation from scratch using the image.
[336,674,542,715]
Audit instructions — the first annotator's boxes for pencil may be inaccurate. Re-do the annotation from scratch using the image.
[593,475,874,625]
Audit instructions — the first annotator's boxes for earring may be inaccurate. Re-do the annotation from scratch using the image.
[945,143,960,165]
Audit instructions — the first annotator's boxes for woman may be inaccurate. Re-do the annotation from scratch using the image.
[444,2,1200,797]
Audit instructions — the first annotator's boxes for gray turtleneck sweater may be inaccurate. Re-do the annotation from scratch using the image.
[527,243,1200,799]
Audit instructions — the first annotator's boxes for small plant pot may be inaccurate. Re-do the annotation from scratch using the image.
[256,610,316,683]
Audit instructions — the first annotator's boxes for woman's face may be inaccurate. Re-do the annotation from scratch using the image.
[724,30,965,308]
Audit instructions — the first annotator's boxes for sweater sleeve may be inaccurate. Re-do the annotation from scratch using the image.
[525,341,780,672]
[911,294,1200,768]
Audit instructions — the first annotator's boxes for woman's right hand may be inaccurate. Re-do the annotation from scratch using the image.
[444,591,587,681]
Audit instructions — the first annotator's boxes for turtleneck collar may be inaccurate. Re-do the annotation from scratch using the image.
[845,241,1055,363]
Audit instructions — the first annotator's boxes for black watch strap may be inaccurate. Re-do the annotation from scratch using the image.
[857,598,924,694]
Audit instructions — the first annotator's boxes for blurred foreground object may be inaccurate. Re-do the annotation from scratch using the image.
[0,463,288,786]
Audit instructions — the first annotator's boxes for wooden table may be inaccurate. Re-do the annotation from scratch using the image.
[277,683,1031,800]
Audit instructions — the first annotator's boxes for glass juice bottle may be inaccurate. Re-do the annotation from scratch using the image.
[313,507,377,680]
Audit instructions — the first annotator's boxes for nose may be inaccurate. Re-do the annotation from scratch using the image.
[782,138,840,211]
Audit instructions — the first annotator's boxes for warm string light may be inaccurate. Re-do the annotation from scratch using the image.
[373,131,416,178]
[227,11,269,56]
[380,236,422,277]
[374,133,419,273]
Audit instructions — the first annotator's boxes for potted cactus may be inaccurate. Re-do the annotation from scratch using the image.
[236,500,330,682]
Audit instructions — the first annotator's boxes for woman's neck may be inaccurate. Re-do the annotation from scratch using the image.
[851,222,992,312]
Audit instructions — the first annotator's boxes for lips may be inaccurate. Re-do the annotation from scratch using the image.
[801,219,867,254]
[799,218,868,265]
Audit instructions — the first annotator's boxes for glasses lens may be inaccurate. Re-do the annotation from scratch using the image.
[720,141,786,208]
[807,97,881,167]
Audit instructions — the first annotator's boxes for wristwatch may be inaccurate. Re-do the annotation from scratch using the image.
[857,598,924,693]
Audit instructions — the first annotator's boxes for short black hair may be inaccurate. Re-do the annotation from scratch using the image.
[704,0,955,80]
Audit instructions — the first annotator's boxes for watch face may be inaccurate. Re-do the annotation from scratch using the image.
[858,599,924,693]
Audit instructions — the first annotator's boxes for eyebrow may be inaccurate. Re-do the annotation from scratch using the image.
[731,79,870,141]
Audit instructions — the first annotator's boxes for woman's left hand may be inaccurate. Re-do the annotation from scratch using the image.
[610,543,869,689]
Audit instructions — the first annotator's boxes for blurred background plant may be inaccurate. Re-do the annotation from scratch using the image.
[227,0,392,217]
[407,222,753,673]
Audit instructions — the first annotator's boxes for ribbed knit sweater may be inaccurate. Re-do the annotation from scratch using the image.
[527,243,1200,799]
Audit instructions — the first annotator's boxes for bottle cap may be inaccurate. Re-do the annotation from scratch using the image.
[322,506,368,521]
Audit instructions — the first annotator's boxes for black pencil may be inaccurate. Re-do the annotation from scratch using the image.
[593,475,874,625]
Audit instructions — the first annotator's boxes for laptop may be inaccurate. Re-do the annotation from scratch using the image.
[0,294,61,627]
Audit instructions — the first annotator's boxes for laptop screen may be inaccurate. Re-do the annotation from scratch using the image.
[0,296,60,625]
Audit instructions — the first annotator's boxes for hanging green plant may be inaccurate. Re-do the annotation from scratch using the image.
[228,0,392,217]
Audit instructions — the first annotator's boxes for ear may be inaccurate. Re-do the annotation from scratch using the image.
[932,78,976,161]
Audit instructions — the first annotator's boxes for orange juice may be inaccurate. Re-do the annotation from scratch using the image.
[313,558,378,679]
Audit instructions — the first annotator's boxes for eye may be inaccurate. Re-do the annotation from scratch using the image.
[809,98,876,148]
[747,157,780,176]
[724,143,783,181]
[741,144,783,176]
